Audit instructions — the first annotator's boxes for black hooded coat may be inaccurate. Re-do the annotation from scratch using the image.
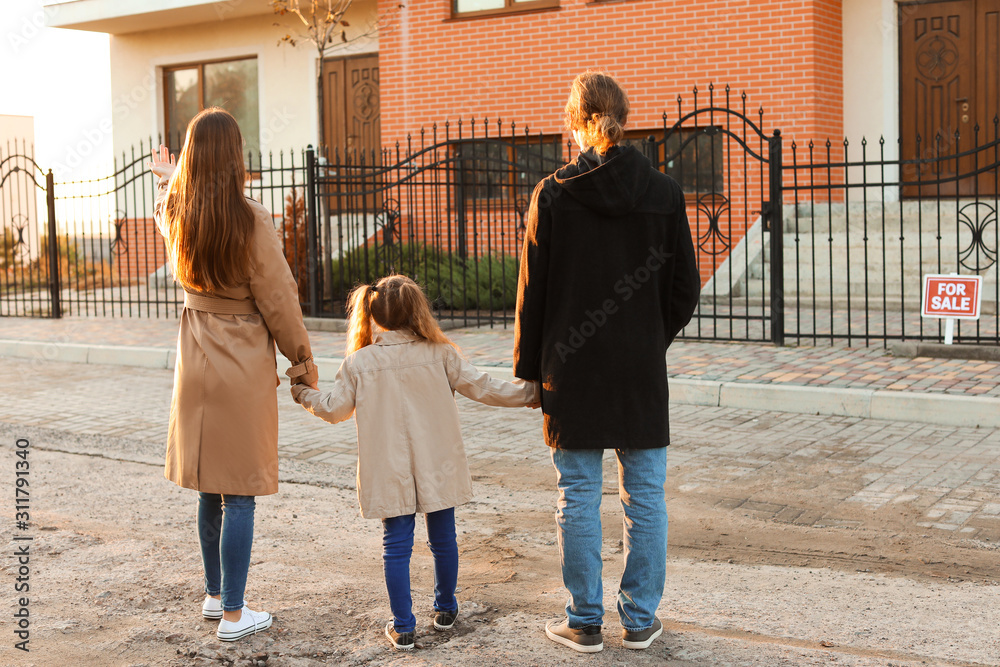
[513,144,701,450]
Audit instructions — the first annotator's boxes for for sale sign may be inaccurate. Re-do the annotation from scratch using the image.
[921,274,982,319]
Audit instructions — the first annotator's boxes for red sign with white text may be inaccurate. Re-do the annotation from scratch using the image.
[921,275,982,319]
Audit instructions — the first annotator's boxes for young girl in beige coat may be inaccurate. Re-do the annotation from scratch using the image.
[290,275,538,651]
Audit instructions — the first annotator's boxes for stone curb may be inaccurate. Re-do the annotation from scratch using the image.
[3,339,999,429]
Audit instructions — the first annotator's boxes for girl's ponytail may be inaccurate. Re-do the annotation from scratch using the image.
[397,278,455,348]
[345,283,376,355]
[345,275,456,355]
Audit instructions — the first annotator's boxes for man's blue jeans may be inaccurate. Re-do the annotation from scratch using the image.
[198,493,256,612]
[382,508,459,633]
[551,447,667,633]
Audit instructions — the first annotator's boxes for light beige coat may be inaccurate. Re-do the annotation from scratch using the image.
[291,330,539,519]
[155,177,318,496]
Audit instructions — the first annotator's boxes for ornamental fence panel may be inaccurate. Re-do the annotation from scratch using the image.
[2,87,998,347]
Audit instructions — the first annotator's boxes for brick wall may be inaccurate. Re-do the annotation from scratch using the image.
[115,218,168,283]
[379,0,843,148]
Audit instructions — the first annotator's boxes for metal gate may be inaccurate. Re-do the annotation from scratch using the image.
[305,121,567,326]
[0,143,59,318]
[640,85,784,344]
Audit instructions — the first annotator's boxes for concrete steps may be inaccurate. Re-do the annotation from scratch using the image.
[707,201,999,311]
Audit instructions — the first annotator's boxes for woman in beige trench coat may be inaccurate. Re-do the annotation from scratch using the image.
[147,108,317,642]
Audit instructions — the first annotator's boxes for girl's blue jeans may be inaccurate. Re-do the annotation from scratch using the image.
[551,446,668,633]
[198,492,256,612]
[382,507,459,633]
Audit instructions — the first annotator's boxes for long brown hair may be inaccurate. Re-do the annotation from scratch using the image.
[345,275,455,355]
[164,107,254,292]
[564,70,630,154]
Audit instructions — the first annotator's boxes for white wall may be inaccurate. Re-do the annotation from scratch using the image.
[108,2,377,159]
[843,0,900,200]
[0,115,35,151]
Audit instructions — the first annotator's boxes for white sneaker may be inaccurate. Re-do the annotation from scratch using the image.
[216,606,273,641]
[202,596,246,620]
[202,596,223,620]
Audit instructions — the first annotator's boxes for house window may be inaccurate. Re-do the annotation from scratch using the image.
[621,128,724,194]
[453,0,559,19]
[455,136,564,200]
[163,57,260,157]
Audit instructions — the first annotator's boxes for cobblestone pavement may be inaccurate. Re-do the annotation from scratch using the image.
[5,315,1000,396]
[4,356,1000,540]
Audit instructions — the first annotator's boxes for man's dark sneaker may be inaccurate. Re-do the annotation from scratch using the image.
[622,617,663,650]
[434,609,458,631]
[384,621,415,650]
[544,618,603,653]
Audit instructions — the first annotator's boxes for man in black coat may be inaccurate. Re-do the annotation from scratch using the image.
[514,71,701,654]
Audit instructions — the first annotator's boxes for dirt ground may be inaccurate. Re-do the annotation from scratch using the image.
[2,418,999,667]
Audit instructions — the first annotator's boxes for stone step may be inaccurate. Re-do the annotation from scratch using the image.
[780,200,994,234]
[706,203,999,300]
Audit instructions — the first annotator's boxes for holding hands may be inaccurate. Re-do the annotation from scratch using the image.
[146,144,176,181]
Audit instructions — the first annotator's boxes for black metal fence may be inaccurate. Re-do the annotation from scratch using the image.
[783,119,1000,345]
[2,86,999,347]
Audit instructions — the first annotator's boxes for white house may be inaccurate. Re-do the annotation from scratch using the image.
[46,0,379,160]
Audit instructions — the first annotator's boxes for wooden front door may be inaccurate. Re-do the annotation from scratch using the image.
[322,55,380,158]
[900,0,998,196]
[321,55,381,212]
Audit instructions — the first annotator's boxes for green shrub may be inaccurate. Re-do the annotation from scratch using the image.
[327,243,519,311]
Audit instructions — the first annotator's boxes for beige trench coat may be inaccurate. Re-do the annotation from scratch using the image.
[291,330,539,518]
[155,177,318,496]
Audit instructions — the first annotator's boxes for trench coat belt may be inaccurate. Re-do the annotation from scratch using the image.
[183,292,260,315]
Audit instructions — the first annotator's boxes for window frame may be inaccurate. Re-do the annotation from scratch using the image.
[162,55,259,155]
[450,0,560,20]
[455,135,565,202]
[621,128,725,197]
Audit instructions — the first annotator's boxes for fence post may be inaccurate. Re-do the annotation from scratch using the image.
[768,130,784,346]
[45,169,61,319]
[305,145,319,317]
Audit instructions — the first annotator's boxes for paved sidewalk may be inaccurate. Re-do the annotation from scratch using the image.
[3,315,1000,427]
[5,356,1000,665]
[5,355,1000,543]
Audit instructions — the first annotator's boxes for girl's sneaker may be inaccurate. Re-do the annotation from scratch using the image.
[433,609,458,630]
[384,621,415,650]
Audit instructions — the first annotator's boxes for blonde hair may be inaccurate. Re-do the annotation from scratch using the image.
[164,107,254,293]
[564,70,630,154]
[345,275,455,355]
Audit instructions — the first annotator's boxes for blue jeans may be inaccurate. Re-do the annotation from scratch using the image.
[382,508,459,633]
[198,493,256,612]
[551,447,667,632]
